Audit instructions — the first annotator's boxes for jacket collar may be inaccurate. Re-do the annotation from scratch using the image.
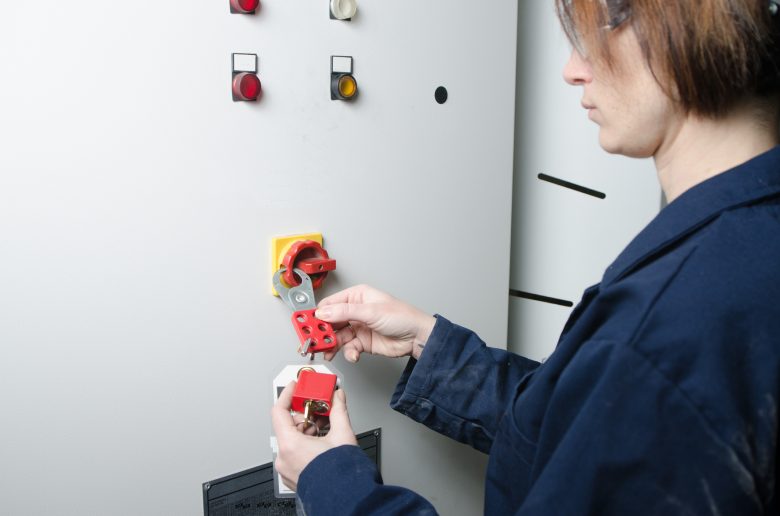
[602,145,780,287]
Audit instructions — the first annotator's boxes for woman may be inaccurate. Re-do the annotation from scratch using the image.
[272,0,780,513]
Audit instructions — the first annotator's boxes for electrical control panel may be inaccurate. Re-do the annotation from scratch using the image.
[2,2,519,516]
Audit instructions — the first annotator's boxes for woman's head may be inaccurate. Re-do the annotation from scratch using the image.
[557,0,780,157]
[558,0,780,115]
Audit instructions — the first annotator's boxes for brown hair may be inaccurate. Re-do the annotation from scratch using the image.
[555,0,780,117]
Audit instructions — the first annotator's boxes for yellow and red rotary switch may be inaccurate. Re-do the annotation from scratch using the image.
[331,56,357,101]
[271,233,336,295]
[281,240,336,290]
[230,0,259,14]
[231,53,262,102]
[330,0,357,20]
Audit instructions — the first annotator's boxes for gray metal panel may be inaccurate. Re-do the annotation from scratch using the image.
[509,1,661,357]
[0,1,516,515]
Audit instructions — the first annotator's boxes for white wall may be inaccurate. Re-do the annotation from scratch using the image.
[509,2,661,360]
[0,1,517,514]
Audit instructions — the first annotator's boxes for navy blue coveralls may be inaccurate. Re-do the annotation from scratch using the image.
[298,147,780,515]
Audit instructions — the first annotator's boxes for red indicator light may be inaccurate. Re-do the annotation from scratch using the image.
[232,72,261,101]
[230,0,259,14]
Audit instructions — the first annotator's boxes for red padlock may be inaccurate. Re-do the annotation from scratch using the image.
[291,369,338,416]
[282,240,336,289]
[292,309,337,354]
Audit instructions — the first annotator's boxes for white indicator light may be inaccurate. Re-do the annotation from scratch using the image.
[330,0,357,20]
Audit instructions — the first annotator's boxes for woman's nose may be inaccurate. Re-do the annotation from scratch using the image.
[563,49,592,86]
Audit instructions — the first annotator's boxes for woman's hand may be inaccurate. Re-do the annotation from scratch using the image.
[315,285,436,362]
[271,381,358,491]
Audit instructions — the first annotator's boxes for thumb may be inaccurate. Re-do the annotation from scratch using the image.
[327,390,357,444]
[271,381,298,438]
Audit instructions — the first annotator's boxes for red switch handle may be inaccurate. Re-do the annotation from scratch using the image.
[292,309,337,354]
[297,256,337,275]
[282,240,336,289]
[291,370,337,415]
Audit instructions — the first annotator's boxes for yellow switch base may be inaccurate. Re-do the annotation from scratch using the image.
[271,232,324,296]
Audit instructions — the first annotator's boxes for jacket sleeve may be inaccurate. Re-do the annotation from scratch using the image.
[297,445,438,516]
[390,315,540,453]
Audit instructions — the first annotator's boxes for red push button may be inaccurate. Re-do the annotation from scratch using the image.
[232,72,261,101]
[230,0,259,14]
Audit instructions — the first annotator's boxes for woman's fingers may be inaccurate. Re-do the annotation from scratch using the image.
[326,390,357,445]
[334,323,357,346]
[336,323,368,362]
[271,382,298,437]
[318,285,392,308]
[315,302,379,326]
[341,342,362,363]
[320,322,364,362]
[317,285,368,307]
[291,413,320,436]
